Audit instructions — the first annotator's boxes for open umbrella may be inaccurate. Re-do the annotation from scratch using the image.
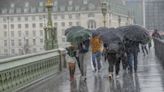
[65,26,84,35]
[117,25,150,44]
[100,31,122,53]
[67,29,92,44]
[92,27,109,37]
[100,31,121,44]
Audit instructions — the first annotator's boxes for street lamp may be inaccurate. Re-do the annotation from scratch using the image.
[118,16,121,27]
[101,2,107,27]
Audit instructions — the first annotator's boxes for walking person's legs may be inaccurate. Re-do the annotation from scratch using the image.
[92,53,97,71]
[96,52,101,71]
[107,54,115,78]
[127,53,133,73]
[145,46,148,55]
[79,53,85,76]
[133,52,138,73]
[115,58,121,76]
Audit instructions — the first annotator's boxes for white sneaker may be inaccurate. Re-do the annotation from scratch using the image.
[109,73,113,79]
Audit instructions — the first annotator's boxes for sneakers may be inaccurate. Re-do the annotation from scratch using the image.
[108,73,113,79]
[81,76,87,81]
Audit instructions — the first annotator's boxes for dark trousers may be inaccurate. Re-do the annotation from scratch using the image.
[127,51,138,72]
[107,53,116,73]
[141,46,148,55]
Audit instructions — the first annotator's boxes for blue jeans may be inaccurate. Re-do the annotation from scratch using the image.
[92,52,101,70]
[127,51,138,72]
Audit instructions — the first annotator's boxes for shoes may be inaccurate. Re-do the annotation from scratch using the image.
[108,73,113,79]
[81,76,87,81]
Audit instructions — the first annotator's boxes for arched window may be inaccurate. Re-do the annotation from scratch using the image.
[87,20,96,29]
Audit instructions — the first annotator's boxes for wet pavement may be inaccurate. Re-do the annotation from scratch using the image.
[18,47,164,92]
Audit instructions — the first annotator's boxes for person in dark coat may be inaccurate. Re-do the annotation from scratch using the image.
[124,38,140,73]
[152,29,161,39]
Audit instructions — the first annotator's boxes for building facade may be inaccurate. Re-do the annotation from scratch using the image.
[126,0,143,26]
[145,0,164,31]
[0,0,133,56]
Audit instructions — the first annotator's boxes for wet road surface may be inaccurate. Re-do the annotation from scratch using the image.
[18,48,164,92]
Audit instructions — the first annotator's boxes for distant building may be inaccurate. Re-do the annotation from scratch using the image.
[126,0,143,25]
[0,0,133,56]
[145,0,164,31]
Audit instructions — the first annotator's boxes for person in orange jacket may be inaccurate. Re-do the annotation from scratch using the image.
[90,35,103,72]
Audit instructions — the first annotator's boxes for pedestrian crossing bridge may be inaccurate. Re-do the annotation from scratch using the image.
[0,39,164,92]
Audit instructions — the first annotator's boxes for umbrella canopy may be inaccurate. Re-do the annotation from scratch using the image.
[100,31,122,53]
[100,31,121,44]
[66,29,92,44]
[92,27,110,37]
[117,25,150,44]
[65,26,84,35]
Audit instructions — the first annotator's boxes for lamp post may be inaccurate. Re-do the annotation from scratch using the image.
[101,2,107,27]
[118,16,121,27]
[44,0,58,50]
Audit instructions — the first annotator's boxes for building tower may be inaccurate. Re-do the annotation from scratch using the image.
[44,0,58,50]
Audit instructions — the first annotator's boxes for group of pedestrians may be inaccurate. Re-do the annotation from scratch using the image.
[66,29,161,81]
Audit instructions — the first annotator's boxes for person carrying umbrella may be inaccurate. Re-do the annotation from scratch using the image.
[152,29,161,39]
[124,39,140,73]
[90,34,103,72]
[66,45,77,81]
[77,38,90,80]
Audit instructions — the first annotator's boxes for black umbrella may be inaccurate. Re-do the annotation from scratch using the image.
[117,25,150,44]
[92,27,109,36]
[100,31,122,53]
[100,31,121,44]
[65,26,84,35]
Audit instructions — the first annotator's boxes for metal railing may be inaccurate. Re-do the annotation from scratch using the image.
[153,38,164,65]
[0,49,66,92]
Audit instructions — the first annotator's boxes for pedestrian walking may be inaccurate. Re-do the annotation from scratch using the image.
[77,39,90,80]
[90,35,103,72]
[141,44,148,56]
[148,40,152,50]
[152,29,161,39]
[66,45,77,81]
[124,39,140,73]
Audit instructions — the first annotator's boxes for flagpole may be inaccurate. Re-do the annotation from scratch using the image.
[142,0,146,27]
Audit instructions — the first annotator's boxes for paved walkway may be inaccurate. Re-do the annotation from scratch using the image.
[18,47,164,92]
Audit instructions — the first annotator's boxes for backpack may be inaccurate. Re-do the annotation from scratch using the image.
[79,39,90,53]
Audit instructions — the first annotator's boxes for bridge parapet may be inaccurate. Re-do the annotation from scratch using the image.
[154,38,164,66]
[0,49,66,92]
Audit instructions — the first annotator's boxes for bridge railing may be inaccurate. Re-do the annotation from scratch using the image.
[153,38,164,65]
[0,49,66,92]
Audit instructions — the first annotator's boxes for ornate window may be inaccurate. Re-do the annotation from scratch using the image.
[10,3,15,8]
[60,6,65,12]
[68,6,73,11]
[75,6,80,11]
[83,0,88,4]
[69,0,73,5]
[9,9,14,14]
[16,8,22,13]
[88,13,95,17]
[88,3,95,10]
[25,2,29,7]
[2,9,8,14]
[88,20,96,29]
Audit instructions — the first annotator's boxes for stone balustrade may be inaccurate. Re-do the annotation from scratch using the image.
[153,38,164,66]
[0,49,66,92]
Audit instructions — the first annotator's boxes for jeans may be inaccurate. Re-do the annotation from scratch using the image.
[92,52,101,70]
[127,51,138,72]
